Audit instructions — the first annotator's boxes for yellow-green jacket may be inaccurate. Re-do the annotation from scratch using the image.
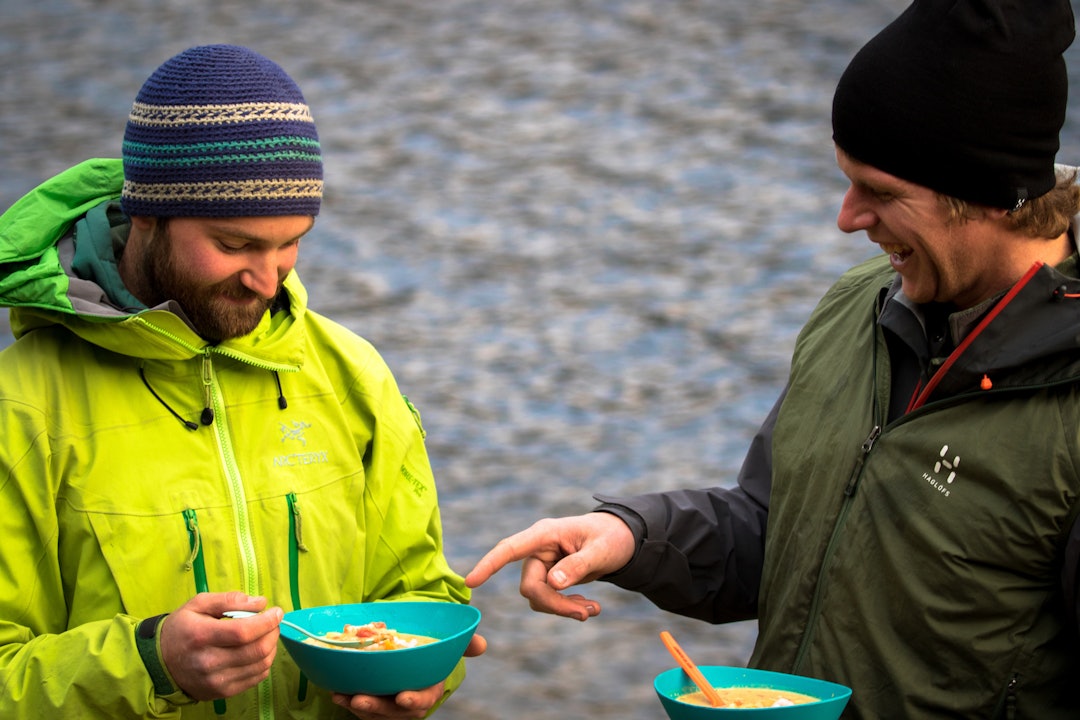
[0,159,471,718]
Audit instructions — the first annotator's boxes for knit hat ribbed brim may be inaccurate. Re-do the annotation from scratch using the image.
[121,44,323,218]
[832,0,1075,209]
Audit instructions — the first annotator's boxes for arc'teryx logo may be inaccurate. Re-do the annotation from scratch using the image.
[273,419,329,468]
[922,444,959,497]
[280,420,311,446]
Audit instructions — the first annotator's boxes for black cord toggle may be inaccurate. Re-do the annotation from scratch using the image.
[140,367,199,431]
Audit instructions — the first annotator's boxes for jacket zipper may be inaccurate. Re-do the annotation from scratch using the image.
[844,425,881,497]
[202,350,260,594]
[792,308,886,671]
[202,351,275,720]
[792,424,881,672]
[996,673,1019,720]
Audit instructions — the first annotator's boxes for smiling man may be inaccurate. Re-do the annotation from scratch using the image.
[121,215,313,343]
[834,149,1075,311]
[464,1,1080,718]
[0,45,482,719]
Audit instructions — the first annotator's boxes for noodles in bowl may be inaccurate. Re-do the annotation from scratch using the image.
[279,601,481,695]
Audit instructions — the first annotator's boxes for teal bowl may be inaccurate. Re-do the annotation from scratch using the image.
[279,601,481,696]
[655,666,852,719]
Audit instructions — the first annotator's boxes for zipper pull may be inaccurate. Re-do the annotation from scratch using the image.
[183,508,201,572]
[201,352,215,426]
[861,425,882,453]
[844,425,881,497]
[288,492,308,552]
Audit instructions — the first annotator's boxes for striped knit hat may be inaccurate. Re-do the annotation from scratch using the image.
[121,44,323,218]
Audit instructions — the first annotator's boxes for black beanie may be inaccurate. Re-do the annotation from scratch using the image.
[832,0,1075,209]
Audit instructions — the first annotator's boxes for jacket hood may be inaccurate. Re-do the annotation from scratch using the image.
[0,158,122,313]
[0,158,308,368]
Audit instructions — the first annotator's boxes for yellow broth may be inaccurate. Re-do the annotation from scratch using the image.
[678,687,818,708]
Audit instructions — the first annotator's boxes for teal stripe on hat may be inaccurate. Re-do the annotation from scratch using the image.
[123,151,324,167]
[123,137,321,155]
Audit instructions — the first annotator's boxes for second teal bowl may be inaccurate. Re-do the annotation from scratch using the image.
[655,665,852,719]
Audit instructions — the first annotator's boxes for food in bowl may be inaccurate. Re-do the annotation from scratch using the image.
[303,621,436,651]
[655,666,852,719]
[679,687,818,708]
[279,601,481,695]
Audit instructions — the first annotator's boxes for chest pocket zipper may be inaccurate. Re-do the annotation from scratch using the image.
[183,509,227,715]
[287,492,309,702]
[183,508,209,592]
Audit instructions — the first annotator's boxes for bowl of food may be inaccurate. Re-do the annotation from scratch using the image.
[278,601,481,696]
[654,666,852,719]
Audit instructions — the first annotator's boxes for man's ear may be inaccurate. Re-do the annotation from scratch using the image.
[129,215,155,232]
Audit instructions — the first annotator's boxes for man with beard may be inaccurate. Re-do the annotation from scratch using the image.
[0,45,483,719]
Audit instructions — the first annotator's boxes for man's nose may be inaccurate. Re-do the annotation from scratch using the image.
[836,186,876,234]
[240,254,283,299]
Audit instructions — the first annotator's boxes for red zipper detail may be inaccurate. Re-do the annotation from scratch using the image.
[904,378,925,415]
[907,261,1044,412]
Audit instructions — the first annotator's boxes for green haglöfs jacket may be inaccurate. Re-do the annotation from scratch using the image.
[600,252,1080,718]
[0,159,471,719]
[754,256,1080,718]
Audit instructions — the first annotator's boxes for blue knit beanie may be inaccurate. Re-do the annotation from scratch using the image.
[121,44,323,218]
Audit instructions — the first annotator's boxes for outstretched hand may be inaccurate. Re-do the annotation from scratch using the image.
[465,512,636,621]
[159,591,282,701]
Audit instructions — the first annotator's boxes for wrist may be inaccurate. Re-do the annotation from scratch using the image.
[135,614,196,705]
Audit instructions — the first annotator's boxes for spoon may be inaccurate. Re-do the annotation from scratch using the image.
[223,610,376,649]
[660,630,723,708]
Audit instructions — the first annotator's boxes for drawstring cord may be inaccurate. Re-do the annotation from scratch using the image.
[274,371,288,409]
[140,368,199,431]
[140,364,290,431]
[1051,284,1080,301]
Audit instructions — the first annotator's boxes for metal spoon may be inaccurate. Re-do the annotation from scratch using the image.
[222,610,376,649]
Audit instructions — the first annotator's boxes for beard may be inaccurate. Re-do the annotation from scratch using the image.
[142,222,277,343]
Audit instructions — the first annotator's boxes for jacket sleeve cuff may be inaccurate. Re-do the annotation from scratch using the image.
[590,498,647,578]
[135,614,197,706]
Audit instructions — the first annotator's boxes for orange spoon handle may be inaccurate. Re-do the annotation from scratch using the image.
[660,631,723,708]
